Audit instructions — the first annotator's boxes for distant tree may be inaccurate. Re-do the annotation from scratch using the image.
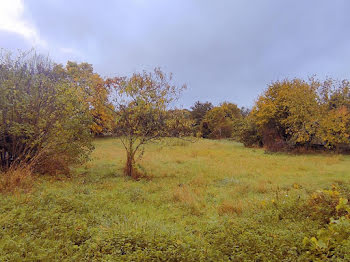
[201,107,232,139]
[240,107,251,118]
[239,116,262,147]
[106,68,186,179]
[0,50,93,173]
[190,101,213,136]
[200,102,243,139]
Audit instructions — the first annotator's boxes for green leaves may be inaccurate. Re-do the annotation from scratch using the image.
[106,68,186,178]
[303,192,350,260]
[0,50,93,174]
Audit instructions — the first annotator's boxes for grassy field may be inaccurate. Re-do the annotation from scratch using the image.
[1,138,350,261]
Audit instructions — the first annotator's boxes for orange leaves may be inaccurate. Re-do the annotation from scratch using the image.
[63,62,115,136]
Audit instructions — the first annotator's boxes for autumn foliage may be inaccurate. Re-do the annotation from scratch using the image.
[55,61,115,136]
[246,78,350,152]
[2,48,350,185]
[200,102,243,139]
[106,68,187,178]
[0,50,94,174]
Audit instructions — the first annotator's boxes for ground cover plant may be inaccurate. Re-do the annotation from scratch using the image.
[1,138,350,261]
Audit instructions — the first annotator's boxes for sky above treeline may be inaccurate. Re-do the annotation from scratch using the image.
[1,0,350,108]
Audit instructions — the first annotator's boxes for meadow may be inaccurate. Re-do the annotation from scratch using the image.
[1,138,350,261]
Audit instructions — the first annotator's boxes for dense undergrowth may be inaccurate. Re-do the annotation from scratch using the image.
[1,138,350,261]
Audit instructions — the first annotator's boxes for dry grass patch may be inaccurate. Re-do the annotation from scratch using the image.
[253,180,269,194]
[218,200,244,216]
[190,150,199,158]
[190,174,209,187]
[0,166,34,194]
[323,155,344,165]
[232,183,251,196]
[172,184,204,215]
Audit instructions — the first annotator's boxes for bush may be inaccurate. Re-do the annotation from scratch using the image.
[239,118,263,147]
[306,187,344,223]
[0,50,93,175]
[250,77,350,152]
[251,78,320,151]
[303,197,350,261]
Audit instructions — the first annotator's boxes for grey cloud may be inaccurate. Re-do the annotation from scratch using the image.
[3,0,350,107]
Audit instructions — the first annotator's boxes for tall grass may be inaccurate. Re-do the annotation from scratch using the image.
[0,165,34,193]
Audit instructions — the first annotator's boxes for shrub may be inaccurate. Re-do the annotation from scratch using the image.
[190,101,213,136]
[303,197,350,261]
[106,68,186,178]
[250,77,350,152]
[0,50,94,175]
[239,118,262,147]
[306,187,344,223]
[251,78,320,151]
[319,106,350,151]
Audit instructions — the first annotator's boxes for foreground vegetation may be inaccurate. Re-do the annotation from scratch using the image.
[1,138,350,261]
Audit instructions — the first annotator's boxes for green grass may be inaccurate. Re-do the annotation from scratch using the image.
[1,138,350,261]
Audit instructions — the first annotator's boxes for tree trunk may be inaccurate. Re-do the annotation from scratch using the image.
[125,150,140,179]
[125,151,134,177]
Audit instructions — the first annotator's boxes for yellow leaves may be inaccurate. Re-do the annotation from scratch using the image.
[108,68,185,142]
[251,78,350,149]
[336,198,349,212]
[176,240,182,245]
[319,106,350,147]
[200,103,243,139]
[62,61,114,135]
[292,183,300,189]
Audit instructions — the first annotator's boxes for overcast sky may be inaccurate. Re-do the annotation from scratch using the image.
[1,0,350,108]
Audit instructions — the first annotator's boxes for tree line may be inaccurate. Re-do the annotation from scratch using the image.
[186,77,350,154]
[1,49,350,180]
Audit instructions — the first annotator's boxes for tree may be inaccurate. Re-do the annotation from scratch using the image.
[106,68,186,179]
[57,61,115,136]
[239,116,262,147]
[251,78,320,150]
[200,102,243,139]
[240,107,251,118]
[190,101,213,136]
[320,106,350,151]
[318,79,350,150]
[0,50,93,173]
